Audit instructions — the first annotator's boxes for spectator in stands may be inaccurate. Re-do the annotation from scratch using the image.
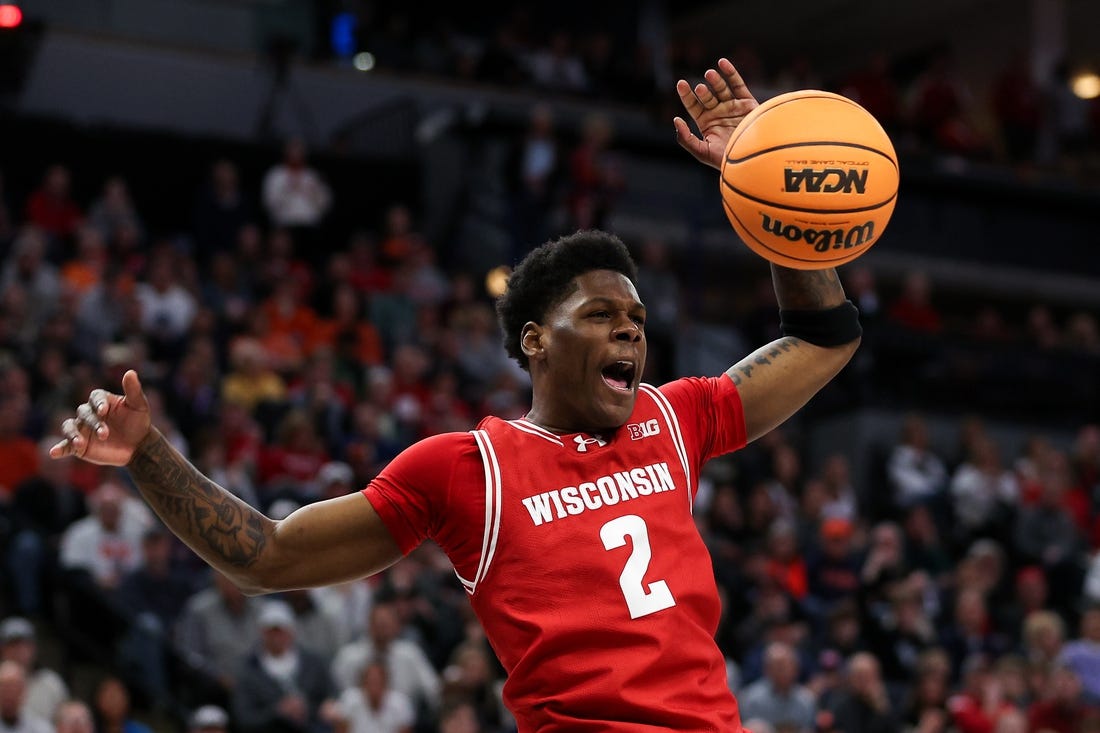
[59,480,149,591]
[946,653,1017,733]
[279,589,343,660]
[257,409,330,504]
[0,660,52,733]
[1000,565,1051,642]
[1058,604,1100,704]
[1022,610,1067,672]
[887,414,948,514]
[92,676,152,733]
[176,571,262,691]
[737,640,816,732]
[949,436,1019,547]
[194,159,254,265]
[116,526,196,698]
[1013,458,1086,608]
[1,227,61,334]
[60,226,107,298]
[187,705,230,733]
[134,249,198,362]
[820,652,896,733]
[53,700,94,733]
[438,699,482,733]
[862,576,938,687]
[901,502,952,585]
[565,112,623,231]
[898,648,952,733]
[806,517,861,612]
[232,600,335,733]
[527,31,588,93]
[221,337,287,414]
[1024,304,1063,351]
[439,641,507,732]
[0,618,68,723]
[0,392,38,503]
[88,176,143,246]
[262,138,331,250]
[507,103,562,259]
[329,659,413,733]
[887,271,942,335]
[313,284,384,373]
[840,53,902,138]
[331,600,441,718]
[991,55,1043,167]
[24,165,82,242]
[1029,663,1098,732]
[633,238,680,383]
[906,48,987,158]
[939,588,1013,681]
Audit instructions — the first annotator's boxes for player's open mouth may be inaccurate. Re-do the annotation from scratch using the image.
[600,361,636,392]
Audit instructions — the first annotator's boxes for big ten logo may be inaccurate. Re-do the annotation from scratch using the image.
[784,167,868,194]
[627,419,661,440]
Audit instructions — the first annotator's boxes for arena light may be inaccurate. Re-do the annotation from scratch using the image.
[1071,71,1100,100]
[485,266,511,298]
[353,52,375,72]
[0,4,22,29]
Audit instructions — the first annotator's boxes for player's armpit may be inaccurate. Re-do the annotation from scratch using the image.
[725,335,858,443]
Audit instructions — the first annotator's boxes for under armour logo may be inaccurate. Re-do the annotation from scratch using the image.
[574,435,608,452]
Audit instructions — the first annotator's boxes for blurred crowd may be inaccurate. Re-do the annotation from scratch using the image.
[316,6,1100,181]
[0,112,1100,733]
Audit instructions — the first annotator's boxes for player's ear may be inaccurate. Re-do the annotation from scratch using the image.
[521,322,545,362]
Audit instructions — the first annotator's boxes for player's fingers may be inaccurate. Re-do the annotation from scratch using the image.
[58,417,87,456]
[676,79,706,120]
[121,370,149,412]
[694,81,719,110]
[48,438,71,459]
[706,68,733,101]
[88,389,112,417]
[76,402,107,438]
[717,58,753,100]
[673,117,708,163]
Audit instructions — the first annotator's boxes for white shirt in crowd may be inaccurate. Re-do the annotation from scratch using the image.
[336,686,414,733]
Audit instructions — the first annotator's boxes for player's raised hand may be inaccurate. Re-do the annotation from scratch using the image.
[49,369,152,466]
[674,57,759,170]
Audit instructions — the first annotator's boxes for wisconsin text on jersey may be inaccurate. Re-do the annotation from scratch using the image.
[520,462,677,526]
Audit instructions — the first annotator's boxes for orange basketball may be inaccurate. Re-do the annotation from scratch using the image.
[719,90,899,270]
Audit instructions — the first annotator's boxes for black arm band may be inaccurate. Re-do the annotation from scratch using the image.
[779,300,862,347]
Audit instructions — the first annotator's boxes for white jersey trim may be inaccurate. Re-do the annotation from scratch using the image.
[507,419,564,446]
[469,429,503,594]
[639,383,693,512]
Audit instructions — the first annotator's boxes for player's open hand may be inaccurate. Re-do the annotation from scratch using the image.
[674,58,759,170]
[49,369,152,466]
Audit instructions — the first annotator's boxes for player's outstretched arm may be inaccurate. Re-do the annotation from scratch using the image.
[50,370,402,594]
[726,266,860,443]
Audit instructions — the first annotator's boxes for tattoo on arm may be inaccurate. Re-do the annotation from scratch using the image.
[727,337,800,385]
[128,432,268,568]
[770,265,845,310]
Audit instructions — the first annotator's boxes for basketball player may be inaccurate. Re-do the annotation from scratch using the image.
[50,59,861,731]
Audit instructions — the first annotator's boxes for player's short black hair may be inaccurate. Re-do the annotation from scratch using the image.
[496,230,637,370]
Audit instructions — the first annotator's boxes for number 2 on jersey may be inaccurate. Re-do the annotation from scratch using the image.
[600,514,676,619]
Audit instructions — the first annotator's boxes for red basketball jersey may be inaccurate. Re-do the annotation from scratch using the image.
[364,376,748,732]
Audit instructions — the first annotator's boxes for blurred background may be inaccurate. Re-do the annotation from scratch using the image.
[0,1,1099,732]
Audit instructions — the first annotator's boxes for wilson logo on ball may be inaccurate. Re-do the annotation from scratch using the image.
[783,168,868,194]
[759,214,875,253]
